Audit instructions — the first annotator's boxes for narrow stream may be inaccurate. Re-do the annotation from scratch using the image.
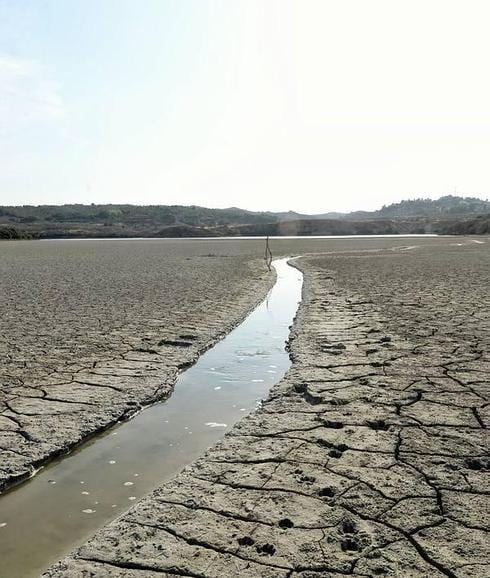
[0,258,303,578]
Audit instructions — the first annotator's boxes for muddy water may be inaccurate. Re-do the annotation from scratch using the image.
[0,258,303,578]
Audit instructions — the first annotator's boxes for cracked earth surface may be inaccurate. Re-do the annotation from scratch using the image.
[44,241,489,578]
[0,240,273,491]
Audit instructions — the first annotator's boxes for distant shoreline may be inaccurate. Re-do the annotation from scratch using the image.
[1,233,443,242]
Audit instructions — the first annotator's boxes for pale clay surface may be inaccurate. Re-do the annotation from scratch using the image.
[39,238,489,578]
[0,240,273,491]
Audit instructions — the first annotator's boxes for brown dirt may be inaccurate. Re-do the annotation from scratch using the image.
[0,239,274,492]
[42,237,489,577]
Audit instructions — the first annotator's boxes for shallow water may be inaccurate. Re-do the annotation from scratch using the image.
[41,233,439,241]
[0,258,303,578]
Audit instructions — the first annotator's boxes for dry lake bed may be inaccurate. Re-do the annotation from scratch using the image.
[0,236,488,578]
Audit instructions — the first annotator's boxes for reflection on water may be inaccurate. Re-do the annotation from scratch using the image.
[0,258,303,578]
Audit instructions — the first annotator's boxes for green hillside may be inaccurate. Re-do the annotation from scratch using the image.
[1,195,488,238]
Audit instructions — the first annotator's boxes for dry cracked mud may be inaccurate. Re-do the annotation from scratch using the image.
[0,240,274,491]
[43,239,489,578]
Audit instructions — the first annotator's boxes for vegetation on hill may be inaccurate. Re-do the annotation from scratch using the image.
[283,195,490,221]
[0,204,277,227]
[376,195,490,218]
[0,195,488,239]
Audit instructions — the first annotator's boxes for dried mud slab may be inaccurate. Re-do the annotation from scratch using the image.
[0,240,273,491]
[44,241,489,578]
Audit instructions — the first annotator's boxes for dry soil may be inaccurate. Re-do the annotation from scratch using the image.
[38,236,489,578]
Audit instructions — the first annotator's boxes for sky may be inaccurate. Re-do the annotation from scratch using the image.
[0,0,489,214]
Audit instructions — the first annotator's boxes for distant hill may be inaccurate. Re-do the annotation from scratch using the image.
[0,204,278,227]
[211,215,489,236]
[271,196,490,221]
[0,195,488,238]
[362,195,490,219]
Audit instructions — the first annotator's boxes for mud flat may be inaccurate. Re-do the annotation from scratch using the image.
[0,259,303,578]
[42,238,489,578]
[0,240,275,491]
[0,235,453,493]
[1,236,444,490]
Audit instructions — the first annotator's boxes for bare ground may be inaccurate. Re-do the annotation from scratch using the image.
[42,238,489,577]
[0,240,274,491]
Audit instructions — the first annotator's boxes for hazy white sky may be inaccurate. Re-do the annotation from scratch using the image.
[0,0,489,213]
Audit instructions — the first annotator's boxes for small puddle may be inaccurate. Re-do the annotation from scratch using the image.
[0,258,303,578]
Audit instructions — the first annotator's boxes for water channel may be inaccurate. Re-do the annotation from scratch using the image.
[0,258,303,578]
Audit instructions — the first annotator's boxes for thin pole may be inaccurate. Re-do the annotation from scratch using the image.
[264,235,272,271]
